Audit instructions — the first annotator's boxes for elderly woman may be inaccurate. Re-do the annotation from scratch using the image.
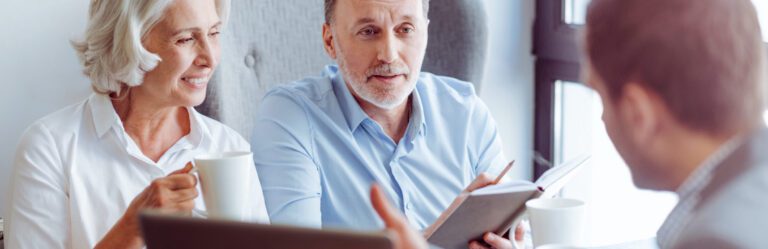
[5,0,268,248]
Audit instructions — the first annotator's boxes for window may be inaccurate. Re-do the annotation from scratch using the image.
[563,0,589,25]
[755,0,768,41]
[534,0,768,246]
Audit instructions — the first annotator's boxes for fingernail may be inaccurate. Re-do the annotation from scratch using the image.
[486,233,496,241]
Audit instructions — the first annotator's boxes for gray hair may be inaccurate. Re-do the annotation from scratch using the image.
[72,0,231,95]
[324,0,430,24]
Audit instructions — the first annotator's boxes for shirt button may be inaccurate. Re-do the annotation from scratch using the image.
[405,202,411,210]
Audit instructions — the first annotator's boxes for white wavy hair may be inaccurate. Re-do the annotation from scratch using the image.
[72,0,230,95]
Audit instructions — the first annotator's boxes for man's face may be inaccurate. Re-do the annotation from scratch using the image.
[585,64,665,190]
[324,0,429,109]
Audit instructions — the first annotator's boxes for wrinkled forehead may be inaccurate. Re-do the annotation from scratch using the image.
[335,0,425,25]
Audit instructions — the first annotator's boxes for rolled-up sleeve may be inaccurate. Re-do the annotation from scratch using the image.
[251,89,322,228]
[7,122,70,249]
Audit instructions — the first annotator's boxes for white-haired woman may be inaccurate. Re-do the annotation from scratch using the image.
[5,0,268,248]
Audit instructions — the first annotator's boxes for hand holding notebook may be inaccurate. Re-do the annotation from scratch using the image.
[424,155,591,249]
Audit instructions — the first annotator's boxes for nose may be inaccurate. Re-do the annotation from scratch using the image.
[194,37,218,68]
[377,32,399,64]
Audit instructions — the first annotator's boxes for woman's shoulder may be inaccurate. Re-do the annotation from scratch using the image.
[24,97,93,139]
[14,97,94,168]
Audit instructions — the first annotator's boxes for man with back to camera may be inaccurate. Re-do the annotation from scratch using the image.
[371,0,768,248]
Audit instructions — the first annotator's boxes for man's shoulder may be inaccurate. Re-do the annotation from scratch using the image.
[416,72,485,114]
[264,66,337,104]
[677,158,768,248]
[417,72,478,99]
[265,77,332,102]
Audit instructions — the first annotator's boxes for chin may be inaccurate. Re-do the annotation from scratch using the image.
[183,94,207,107]
[628,165,670,191]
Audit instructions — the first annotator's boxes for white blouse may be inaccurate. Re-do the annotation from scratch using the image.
[5,93,269,249]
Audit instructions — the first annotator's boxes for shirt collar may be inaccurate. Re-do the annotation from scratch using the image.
[675,134,745,199]
[328,65,369,131]
[328,64,427,136]
[88,92,207,150]
[407,84,427,138]
[658,132,746,248]
[186,106,207,149]
[89,93,121,138]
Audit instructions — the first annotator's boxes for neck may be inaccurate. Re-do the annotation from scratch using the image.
[111,92,190,162]
[659,128,740,191]
[354,94,412,144]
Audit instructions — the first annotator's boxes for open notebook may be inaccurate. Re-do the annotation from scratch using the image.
[424,155,591,249]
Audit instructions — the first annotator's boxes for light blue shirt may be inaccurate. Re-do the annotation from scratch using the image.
[252,65,507,231]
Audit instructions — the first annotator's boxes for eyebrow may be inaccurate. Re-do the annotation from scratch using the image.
[171,21,223,36]
[352,15,417,27]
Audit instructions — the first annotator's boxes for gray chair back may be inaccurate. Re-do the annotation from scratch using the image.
[199,0,488,139]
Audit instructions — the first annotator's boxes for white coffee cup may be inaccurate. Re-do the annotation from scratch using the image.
[194,151,253,221]
[526,198,585,247]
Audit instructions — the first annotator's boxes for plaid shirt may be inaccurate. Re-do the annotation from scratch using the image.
[656,136,744,248]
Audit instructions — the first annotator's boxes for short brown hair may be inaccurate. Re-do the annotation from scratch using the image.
[324,0,430,24]
[586,0,766,135]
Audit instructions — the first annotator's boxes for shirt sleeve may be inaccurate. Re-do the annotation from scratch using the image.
[467,96,508,177]
[251,89,322,228]
[6,122,70,249]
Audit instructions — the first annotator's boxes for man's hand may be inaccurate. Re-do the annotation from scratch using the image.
[458,173,528,249]
[95,163,199,249]
[464,173,496,192]
[467,225,525,249]
[371,184,429,249]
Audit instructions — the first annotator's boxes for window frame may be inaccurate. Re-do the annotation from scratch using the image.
[533,0,582,179]
[532,0,768,179]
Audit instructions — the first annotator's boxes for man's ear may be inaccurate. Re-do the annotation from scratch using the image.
[322,23,337,59]
[620,83,662,144]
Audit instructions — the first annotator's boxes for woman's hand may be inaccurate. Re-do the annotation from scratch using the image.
[95,163,198,249]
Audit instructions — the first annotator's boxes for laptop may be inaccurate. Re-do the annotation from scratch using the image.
[139,212,394,249]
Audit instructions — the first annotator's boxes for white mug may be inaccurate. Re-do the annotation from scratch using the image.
[526,198,585,247]
[194,151,253,221]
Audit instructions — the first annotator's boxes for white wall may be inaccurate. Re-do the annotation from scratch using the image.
[480,0,535,181]
[0,1,535,216]
[0,1,91,216]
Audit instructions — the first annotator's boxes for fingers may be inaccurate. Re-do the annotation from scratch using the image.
[162,173,198,190]
[468,241,490,249]
[170,187,199,202]
[469,232,513,249]
[174,199,196,213]
[371,184,430,249]
[514,223,525,242]
[371,184,405,229]
[465,173,495,192]
[169,162,195,175]
[141,177,198,211]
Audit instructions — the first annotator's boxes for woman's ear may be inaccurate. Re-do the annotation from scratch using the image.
[322,23,337,59]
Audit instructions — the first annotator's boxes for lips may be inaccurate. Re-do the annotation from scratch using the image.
[370,74,405,83]
[181,76,209,89]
